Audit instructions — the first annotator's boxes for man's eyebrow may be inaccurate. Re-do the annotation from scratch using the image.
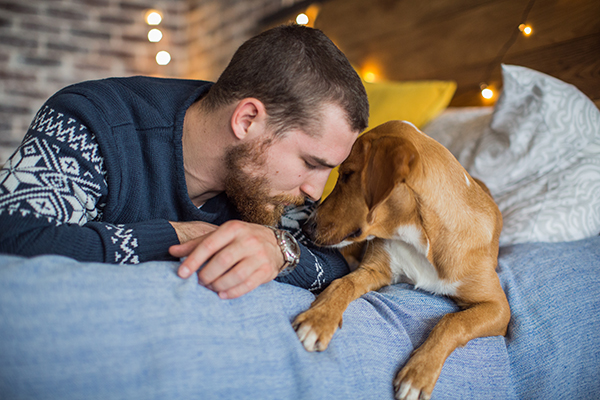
[307,155,337,169]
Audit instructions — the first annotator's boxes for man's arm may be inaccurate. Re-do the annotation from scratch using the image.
[168,203,351,299]
[0,105,179,264]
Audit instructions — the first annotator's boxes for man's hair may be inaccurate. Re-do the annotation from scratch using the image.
[201,24,369,136]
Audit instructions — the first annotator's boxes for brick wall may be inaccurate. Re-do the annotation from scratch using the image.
[0,0,289,165]
[185,0,283,80]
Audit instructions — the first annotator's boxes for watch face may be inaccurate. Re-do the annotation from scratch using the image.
[279,230,300,265]
[267,227,300,277]
[282,231,300,256]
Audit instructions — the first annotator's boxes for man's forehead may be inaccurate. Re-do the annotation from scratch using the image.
[300,128,359,166]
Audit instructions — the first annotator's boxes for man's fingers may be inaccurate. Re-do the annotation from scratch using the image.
[175,222,243,279]
[206,262,253,295]
[217,268,276,300]
[196,232,264,285]
[169,236,205,258]
[207,256,276,294]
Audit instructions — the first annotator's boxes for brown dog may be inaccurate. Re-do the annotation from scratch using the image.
[294,120,510,400]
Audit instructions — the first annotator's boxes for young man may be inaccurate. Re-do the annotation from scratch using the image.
[0,24,369,299]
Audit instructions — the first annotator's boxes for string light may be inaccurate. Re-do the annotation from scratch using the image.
[145,10,162,25]
[296,13,309,25]
[360,60,381,83]
[363,71,376,83]
[156,50,171,65]
[294,4,321,27]
[519,24,533,36]
[479,0,536,101]
[480,83,494,100]
[145,9,170,66]
[148,28,163,43]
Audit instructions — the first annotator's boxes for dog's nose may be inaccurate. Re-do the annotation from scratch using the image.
[302,218,318,241]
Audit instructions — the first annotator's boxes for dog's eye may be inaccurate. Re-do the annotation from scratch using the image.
[348,228,362,238]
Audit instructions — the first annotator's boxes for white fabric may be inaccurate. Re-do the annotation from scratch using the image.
[425,65,600,245]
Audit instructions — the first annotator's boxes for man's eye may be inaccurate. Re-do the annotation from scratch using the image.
[304,160,318,170]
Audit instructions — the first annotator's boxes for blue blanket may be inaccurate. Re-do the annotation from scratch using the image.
[1,236,599,399]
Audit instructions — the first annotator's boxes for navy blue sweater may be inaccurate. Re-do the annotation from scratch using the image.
[0,76,349,291]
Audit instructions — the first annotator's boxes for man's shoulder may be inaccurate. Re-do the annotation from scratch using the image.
[61,76,212,94]
[48,77,213,129]
[55,76,213,108]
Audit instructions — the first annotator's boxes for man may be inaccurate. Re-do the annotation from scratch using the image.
[0,24,369,299]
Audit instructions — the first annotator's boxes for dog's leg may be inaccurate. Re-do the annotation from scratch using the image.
[394,268,510,400]
[339,242,365,271]
[293,239,392,352]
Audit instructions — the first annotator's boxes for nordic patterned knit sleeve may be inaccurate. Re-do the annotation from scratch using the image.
[0,105,177,264]
[275,203,350,292]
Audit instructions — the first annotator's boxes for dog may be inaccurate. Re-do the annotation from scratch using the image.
[294,120,510,400]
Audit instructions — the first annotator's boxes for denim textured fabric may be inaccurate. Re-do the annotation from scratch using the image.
[1,236,599,399]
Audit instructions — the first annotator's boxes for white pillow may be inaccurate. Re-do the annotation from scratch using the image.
[426,65,600,246]
[422,106,493,167]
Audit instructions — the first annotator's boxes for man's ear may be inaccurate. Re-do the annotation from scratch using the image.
[363,136,418,224]
[230,98,267,141]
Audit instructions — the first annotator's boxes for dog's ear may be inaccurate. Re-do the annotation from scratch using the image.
[363,136,418,224]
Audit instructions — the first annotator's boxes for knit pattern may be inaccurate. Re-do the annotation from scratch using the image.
[105,224,140,265]
[0,106,140,264]
[1,106,105,223]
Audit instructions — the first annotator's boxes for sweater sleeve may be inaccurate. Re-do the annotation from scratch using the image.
[274,202,350,292]
[0,105,179,264]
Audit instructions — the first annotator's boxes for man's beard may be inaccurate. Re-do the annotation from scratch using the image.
[224,139,305,226]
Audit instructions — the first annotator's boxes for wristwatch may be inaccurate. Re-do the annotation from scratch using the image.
[266,226,301,277]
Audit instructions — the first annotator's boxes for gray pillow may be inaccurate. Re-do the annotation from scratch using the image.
[426,65,600,245]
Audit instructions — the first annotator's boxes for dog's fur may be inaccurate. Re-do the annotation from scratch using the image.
[294,121,510,400]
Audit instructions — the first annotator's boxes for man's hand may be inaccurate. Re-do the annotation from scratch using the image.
[169,220,284,299]
[169,220,218,244]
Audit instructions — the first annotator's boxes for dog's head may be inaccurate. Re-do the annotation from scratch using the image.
[304,121,421,247]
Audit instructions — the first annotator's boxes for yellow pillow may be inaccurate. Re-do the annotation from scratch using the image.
[321,80,456,200]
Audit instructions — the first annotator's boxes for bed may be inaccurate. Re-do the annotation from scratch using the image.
[1,63,599,399]
[2,2,600,398]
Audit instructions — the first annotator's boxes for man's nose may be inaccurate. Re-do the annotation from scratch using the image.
[300,169,331,202]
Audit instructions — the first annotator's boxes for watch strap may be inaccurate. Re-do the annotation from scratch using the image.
[266,226,300,277]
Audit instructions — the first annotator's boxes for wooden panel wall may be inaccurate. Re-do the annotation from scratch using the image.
[314,0,600,106]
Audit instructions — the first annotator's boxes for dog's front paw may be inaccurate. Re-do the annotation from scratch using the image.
[394,379,431,400]
[292,307,343,352]
[393,352,443,400]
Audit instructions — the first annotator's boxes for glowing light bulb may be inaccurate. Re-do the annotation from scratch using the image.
[481,88,494,99]
[146,10,162,25]
[296,13,309,25]
[363,71,376,83]
[148,28,163,43]
[156,50,171,65]
[518,24,532,36]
